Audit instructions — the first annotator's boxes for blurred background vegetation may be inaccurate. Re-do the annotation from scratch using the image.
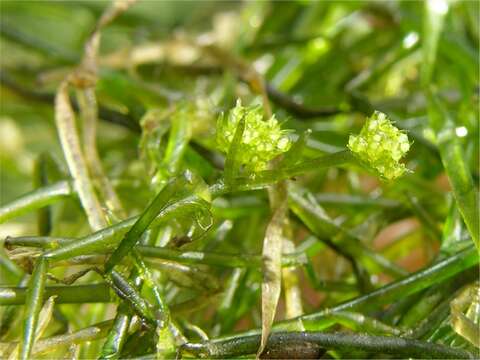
[0,0,478,359]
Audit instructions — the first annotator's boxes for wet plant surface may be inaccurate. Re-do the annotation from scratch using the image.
[0,1,479,359]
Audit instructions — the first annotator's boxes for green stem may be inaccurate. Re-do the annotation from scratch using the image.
[104,177,188,273]
[6,236,303,268]
[0,181,73,224]
[182,331,475,359]
[137,245,302,268]
[0,284,111,305]
[33,154,54,236]
[19,257,48,360]
[99,231,156,359]
[225,150,353,192]
[98,307,130,359]
[104,271,156,324]
[427,92,479,249]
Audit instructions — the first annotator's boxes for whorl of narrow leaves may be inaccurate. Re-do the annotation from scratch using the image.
[216,100,292,171]
[348,111,411,180]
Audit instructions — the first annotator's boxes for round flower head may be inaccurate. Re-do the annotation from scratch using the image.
[216,100,292,171]
[348,111,411,180]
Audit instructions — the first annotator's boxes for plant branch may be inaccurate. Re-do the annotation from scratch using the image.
[181,331,475,359]
[0,284,112,305]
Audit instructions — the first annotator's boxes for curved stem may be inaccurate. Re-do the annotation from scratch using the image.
[55,80,106,230]
[0,181,73,224]
[77,88,126,219]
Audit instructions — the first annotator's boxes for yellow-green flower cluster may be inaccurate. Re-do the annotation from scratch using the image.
[348,111,410,180]
[217,100,291,171]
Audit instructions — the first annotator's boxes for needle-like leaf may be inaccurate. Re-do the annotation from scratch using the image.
[427,93,479,249]
[104,176,186,273]
[19,257,48,360]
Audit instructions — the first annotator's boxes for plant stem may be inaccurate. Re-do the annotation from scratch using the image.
[181,331,475,359]
[227,150,354,192]
[0,284,111,305]
[5,236,304,268]
[0,181,73,224]
[19,257,47,360]
[104,177,187,273]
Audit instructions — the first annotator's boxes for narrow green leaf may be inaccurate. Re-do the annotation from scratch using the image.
[183,331,475,359]
[19,256,48,360]
[0,181,73,224]
[229,150,354,192]
[104,176,186,273]
[33,154,53,236]
[427,93,479,249]
[316,310,403,336]
[158,105,192,184]
[132,251,169,316]
[99,303,131,360]
[0,284,112,306]
[440,199,468,254]
[280,129,311,168]
[7,235,303,268]
[224,114,246,185]
[105,270,156,324]
[32,295,56,340]
[421,0,449,87]
[99,231,159,359]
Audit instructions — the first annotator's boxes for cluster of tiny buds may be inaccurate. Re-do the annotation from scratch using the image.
[348,111,411,180]
[217,100,292,171]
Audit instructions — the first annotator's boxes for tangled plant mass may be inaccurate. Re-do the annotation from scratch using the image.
[0,1,478,359]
